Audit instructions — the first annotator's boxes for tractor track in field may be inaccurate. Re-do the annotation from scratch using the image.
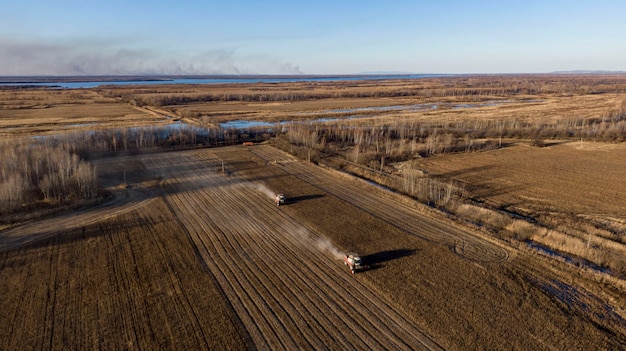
[250,146,509,263]
[0,183,155,253]
[157,177,254,350]
[143,150,443,350]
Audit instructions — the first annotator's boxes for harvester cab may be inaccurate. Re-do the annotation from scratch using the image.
[275,194,286,206]
[343,253,364,274]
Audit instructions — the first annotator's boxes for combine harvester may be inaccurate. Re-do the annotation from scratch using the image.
[275,193,286,206]
[343,253,368,274]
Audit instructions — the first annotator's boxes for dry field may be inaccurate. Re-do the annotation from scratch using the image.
[416,140,626,272]
[3,76,626,135]
[91,75,626,128]
[417,140,626,219]
[0,87,168,137]
[1,77,626,349]
[1,145,625,350]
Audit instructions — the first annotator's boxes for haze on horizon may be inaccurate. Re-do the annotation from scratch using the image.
[1,0,625,76]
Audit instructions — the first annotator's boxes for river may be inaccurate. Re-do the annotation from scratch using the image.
[0,74,447,89]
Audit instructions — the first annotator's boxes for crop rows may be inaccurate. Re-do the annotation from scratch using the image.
[142,150,442,350]
[250,146,509,263]
[2,145,624,349]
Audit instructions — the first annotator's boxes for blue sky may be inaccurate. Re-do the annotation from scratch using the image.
[1,0,625,75]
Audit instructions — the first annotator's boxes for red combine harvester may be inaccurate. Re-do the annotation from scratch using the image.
[275,194,286,206]
[343,253,367,274]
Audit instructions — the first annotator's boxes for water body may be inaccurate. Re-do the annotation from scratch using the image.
[221,99,542,130]
[0,74,446,89]
[220,120,278,129]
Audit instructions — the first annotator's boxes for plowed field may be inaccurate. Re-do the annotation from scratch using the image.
[1,145,625,350]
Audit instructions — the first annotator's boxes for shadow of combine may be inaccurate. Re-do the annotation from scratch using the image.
[361,249,416,271]
[287,194,325,204]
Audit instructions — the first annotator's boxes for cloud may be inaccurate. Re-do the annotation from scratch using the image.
[0,38,303,75]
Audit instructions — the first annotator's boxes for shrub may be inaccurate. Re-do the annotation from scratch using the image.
[505,220,540,240]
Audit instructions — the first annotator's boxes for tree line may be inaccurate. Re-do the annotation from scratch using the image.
[283,100,625,162]
[0,123,272,219]
[0,141,97,216]
[277,98,625,208]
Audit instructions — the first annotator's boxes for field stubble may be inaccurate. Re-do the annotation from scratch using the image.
[1,146,625,349]
[0,196,246,350]
[416,141,626,275]
[0,88,167,137]
[2,77,626,349]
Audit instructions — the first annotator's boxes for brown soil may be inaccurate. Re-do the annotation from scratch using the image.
[2,77,626,349]
[416,141,626,218]
[414,141,626,272]
[2,145,624,350]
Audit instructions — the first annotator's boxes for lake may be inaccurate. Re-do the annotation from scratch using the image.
[0,74,446,89]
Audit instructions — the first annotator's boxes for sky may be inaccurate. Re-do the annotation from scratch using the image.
[1,0,625,76]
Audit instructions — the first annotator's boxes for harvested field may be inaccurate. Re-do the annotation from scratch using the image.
[0,88,167,137]
[417,141,626,219]
[2,76,626,349]
[92,75,626,128]
[3,76,626,137]
[0,198,246,350]
[2,145,624,350]
[415,141,626,272]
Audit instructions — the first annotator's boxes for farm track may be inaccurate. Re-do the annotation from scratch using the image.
[144,150,443,350]
[0,186,154,253]
[250,146,509,263]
